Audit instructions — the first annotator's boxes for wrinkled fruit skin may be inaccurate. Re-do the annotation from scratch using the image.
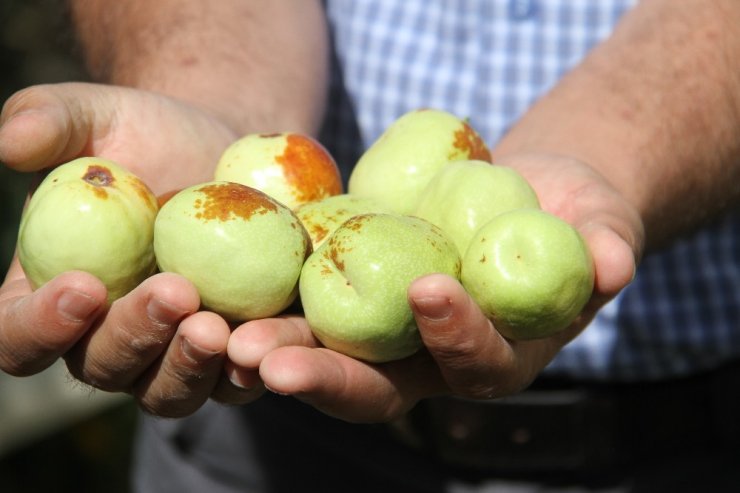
[461,208,594,340]
[299,213,461,363]
[294,193,392,250]
[214,132,343,210]
[414,161,541,256]
[18,157,158,302]
[348,108,492,215]
[153,181,311,321]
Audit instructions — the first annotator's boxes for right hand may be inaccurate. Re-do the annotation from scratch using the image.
[226,154,643,423]
[0,82,262,417]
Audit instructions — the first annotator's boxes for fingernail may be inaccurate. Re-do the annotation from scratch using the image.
[57,289,100,322]
[181,337,220,363]
[411,296,453,321]
[263,384,290,397]
[147,298,188,325]
[224,362,259,391]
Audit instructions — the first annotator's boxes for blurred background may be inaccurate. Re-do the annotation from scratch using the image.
[1,1,137,492]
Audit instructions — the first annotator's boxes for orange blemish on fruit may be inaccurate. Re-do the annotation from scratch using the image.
[328,245,345,272]
[452,122,492,162]
[194,182,277,222]
[319,259,333,276]
[344,214,371,231]
[310,223,330,245]
[157,189,181,208]
[275,134,342,204]
[126,175,158,211]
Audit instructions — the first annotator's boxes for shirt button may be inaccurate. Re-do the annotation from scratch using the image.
[508,0,538,20]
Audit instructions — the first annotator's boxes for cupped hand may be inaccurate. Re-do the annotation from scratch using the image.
[0,82,259,417]
[227,153,645,423]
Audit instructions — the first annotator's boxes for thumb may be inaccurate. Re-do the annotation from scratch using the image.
[0,82,112,171]
[408,273,520,398]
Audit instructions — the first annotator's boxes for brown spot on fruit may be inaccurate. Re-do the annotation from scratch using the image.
[319,259,333,276]
[480,254,487,263]
[332,254,345,272]
[82,165,114,199]
[452,122,492,162]
[126,175,158,211]
[344,214,371,232]
[194,182,278,222]
[83,165,115,187]
[327,245,345,272]
[310,223,330,245]
[275,134,342,204]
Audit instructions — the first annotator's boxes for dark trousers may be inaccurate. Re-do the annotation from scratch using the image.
[132,362,740,493]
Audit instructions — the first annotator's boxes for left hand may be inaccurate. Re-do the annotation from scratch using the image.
[0,83,259,417]
[226,153,644,423]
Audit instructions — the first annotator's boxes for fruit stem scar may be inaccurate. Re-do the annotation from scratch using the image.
[83,165,115,187]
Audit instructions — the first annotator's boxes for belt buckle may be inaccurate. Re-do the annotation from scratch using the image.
[400,388,621,473]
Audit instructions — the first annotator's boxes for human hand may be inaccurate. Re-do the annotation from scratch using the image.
[226,153,644,422]
[0,82,259,417]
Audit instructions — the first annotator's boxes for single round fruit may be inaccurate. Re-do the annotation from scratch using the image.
[214,132,342,210]
[153,181,311,321]
[414,161,541,256]
[461,208,594,340]
[299,213,461,363]
[17,157,158,302]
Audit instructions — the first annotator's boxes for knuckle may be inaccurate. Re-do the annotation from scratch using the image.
[2,84,53,115]
[64,355,132,393]
[137,390,196,419]
[132,357,221,418]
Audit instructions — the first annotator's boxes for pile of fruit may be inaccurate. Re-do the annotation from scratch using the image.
[17,109,593,363]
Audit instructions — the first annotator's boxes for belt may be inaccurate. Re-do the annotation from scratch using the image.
[391,360,740,478]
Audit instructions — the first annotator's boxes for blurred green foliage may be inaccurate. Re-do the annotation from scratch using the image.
[1,2,136,492]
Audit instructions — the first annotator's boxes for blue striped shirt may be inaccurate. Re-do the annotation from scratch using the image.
[319,0,740,381]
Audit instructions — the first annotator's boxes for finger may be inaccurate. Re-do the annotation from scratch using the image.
[64,272,200,392]
[0,82,235,194]
[224,315,320,398]
[408,273,521,398]
[259,346,437,423]
[0,267,107,376]
[0,83,109,171]
[211,363,267,407]
[409,273,561,398]
[227,315,320,370]
[132,311,235,418]
[579,220,639,302]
